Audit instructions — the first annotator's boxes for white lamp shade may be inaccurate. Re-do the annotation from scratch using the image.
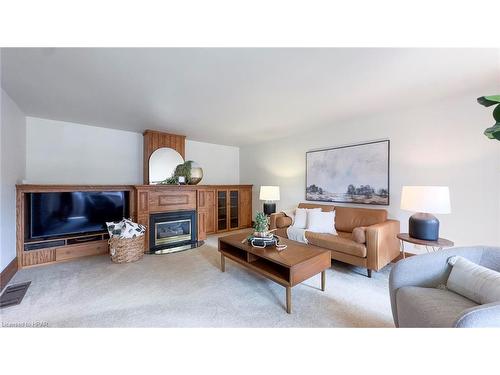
[259,186,280,201]
[400,186,451,214]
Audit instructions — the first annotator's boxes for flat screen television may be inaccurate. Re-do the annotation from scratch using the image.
[27,191,129,240]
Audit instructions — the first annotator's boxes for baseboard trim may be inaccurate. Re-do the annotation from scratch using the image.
[0,257,18,291]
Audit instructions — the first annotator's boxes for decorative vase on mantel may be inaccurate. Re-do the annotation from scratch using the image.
[188,162,204,185]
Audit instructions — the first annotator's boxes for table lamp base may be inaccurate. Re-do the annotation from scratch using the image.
[409,213,439,241]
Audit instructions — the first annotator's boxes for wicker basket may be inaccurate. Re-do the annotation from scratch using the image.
[109,235,145,263]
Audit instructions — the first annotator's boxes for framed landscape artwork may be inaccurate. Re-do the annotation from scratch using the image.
[306,140,390,205]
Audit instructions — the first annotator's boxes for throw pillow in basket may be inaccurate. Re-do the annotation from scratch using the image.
[106,218,146,239]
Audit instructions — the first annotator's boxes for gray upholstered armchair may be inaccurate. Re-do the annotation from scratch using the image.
[389,246,500,328]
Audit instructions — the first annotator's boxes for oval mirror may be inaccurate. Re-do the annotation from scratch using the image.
[149,147,184,184]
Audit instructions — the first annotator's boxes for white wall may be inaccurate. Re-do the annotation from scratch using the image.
[1,89,26,271]
[185,140,239,184]
[26,117,240,185]
[240,90,500,249]
[26,117,143,184]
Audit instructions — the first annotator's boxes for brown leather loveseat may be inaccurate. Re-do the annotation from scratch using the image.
[269,203,400,277]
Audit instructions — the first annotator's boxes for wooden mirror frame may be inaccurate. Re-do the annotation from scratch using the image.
[143,130,186,184]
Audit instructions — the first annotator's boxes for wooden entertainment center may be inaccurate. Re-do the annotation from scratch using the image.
[16,184,135,268]
[16,184,253,269]
[15,130,253,269]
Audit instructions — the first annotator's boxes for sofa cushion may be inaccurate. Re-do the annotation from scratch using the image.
[276,216,292,228]
[352,226,367,244]
[335,206,387,233]
[305,232,367,258]
[396,286,478,328]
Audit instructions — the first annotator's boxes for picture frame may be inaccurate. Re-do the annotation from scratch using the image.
[305,139,390,205]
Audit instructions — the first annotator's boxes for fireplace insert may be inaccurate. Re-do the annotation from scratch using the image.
[149,210,197,254]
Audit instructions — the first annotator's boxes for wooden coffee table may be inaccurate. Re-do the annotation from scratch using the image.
[218,231,331,313]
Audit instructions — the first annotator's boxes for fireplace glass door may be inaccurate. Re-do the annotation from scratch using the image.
[154,219,192,246]
[229,190,239,229]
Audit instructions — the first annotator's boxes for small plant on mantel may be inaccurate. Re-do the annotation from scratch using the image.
[160,176,178,184]
[253,212,269,237]
[173,160,194,182]
[159,160,194,185]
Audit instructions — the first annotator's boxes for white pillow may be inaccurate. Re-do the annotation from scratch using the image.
[292,208,321,229]
[306,210,337,234]
[447,256,500,304]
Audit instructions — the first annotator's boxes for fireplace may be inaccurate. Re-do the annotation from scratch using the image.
[149,210,197,254]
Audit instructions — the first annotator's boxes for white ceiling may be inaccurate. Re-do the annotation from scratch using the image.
[2,48,499,146]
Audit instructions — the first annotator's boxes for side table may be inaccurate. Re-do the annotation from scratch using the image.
[397,233,454,259]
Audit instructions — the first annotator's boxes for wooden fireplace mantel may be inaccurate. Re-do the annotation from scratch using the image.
[135,184,253,251]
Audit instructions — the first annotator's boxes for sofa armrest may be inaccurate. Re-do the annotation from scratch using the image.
[269,212,286,230]
[454,301,500,328]
[365,219,400,271]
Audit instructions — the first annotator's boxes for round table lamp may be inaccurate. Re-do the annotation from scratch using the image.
[400,186,451,241]
[259,186,280,215]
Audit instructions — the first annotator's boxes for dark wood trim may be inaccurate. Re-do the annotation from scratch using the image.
[1,257,18,291]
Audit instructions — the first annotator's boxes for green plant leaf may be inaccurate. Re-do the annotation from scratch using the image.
[477,95,500,107]
[493,104,500,122]
[484,123,500,140]
[253,212,269,232]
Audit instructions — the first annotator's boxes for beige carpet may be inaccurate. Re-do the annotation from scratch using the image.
[1,233,395,327]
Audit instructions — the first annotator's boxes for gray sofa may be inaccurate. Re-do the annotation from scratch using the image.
[389,246,500,328]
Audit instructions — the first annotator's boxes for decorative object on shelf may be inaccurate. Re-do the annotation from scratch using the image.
[400,186,451,241]
[173,160,193,182]
[246,233,287,250]
[188,161,204,185]
[165,160,203,185]
[158,160,203,185]
[306,140,390,205]
[253,211,270,237]
[259,186,280,215]
[149,147,184,184]
[477,95,500,141]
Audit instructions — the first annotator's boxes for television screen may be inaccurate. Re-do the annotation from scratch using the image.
[28,191,129,240]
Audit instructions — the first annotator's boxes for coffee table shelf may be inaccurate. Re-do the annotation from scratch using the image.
[219,243,290,286]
